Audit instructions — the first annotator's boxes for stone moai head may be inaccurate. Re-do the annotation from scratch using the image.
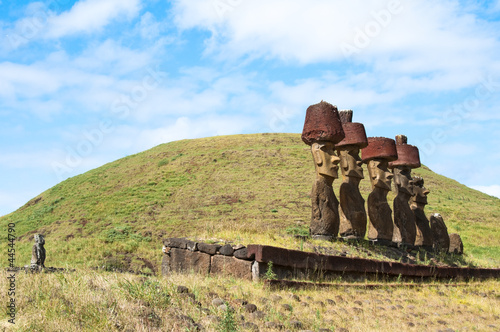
[34,234,45,245]
[411,176,430,206]
[389,135,421,196]
[361,137,398,191]
[311,141,341,179]
[302,101,345,181]
[336,110,368,180]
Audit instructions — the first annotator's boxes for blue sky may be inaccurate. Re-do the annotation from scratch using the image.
[1,0,500,216]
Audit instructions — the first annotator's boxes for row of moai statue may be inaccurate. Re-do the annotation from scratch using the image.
[302,101,459,252]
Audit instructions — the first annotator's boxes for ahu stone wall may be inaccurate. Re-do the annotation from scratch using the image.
[161,238,500,282]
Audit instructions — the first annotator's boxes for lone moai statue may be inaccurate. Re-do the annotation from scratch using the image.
[410,176,433,249]
[389,135,419,245]
[430,213,450,252]
[302,101,345,240]
[30,234,46,269]
[361,137,398,243]
[336,110,368,239]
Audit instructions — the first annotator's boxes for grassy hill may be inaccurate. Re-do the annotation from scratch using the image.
[1,133,499,272]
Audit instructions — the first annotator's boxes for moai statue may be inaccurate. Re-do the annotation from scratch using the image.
[361,137,398,243]
[449,233,464,254]
[410,176,433,249]
[336,110,368,239]
[302,101,345,240]
[388,135,419,246]
[30,234,46,269]
[430,213,450,252]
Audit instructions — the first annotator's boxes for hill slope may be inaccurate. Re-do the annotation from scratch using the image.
[1,133,499,271]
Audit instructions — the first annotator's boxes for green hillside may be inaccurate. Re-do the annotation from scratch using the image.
[1,133,499,272]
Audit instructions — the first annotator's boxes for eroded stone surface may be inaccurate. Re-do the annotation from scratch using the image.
[211,255,252,280]
[367,186,394,241]
[163,238,188,249]
[430,213,450,252]
[410,177,433,247]
[163,248,211,275]
[301,101,344,146]
[197,243,221,255]
[310,176,340,236]
[339,181,367,238]
[30,234,46,268]
[219,244,234,256]
[449,233,464,254]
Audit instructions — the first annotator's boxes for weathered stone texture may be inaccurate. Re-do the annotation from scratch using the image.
[367,191,394,241]
[234,247,252,260]
[164,248,211,275]
[310,176,339,236]
[413,208,433,247]
[361,137,398,163]
[339,182,367,238]
[30,234,46,268]
[211,255,252,280]
[197,243,221,255]
[301,101,344,145]
[393,196,417,245]
[430,214,450,252]
[219,244,234,256]
[449,233,464,255]
[163,238,188,249]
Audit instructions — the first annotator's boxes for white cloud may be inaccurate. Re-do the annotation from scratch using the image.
[0,62,62,98]
[471,185,500,199]
[118,115,256,151]
[138,12,162,40]
[45,0,141,38]
[172,0,500,92]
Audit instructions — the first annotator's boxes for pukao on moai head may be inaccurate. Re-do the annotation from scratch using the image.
[388,135,420,245]
[410,176,433,248]
[361,137,398,242]
[302,101,345,239]
[336,110,368,239]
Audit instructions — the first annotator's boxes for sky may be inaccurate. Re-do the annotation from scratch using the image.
[1,0,500,216]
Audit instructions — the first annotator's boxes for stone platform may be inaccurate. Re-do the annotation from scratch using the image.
[161,238,500,282]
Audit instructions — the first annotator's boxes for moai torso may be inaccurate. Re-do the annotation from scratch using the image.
[367,186,393,241]
[311,175,340,236]
[339,180,367,238]
[30,234,46,268]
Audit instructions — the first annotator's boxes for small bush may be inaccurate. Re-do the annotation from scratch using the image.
[158,159,169,167]
[285,225,309,237]
[264,261,277,280]
[218,306,239,332]
[120,278,171,308]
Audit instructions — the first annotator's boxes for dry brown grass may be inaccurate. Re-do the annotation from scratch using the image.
[1,269,499,331]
